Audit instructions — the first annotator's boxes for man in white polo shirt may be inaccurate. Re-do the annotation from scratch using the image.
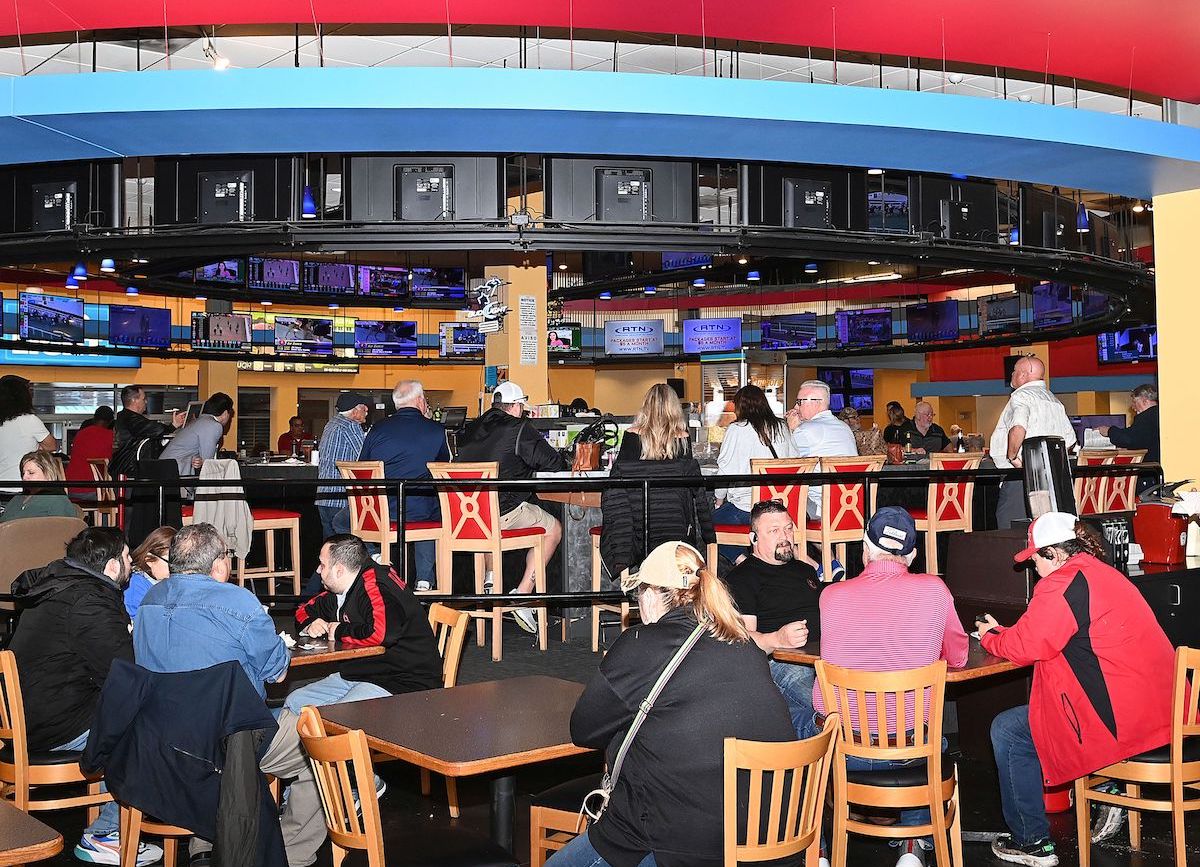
[990,355,1077,528]
[785,379,858,520]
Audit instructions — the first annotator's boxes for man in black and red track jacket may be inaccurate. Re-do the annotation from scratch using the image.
[285,534,442,715]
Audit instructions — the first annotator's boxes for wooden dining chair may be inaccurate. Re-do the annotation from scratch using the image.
[118,806,192,867]
[589,524,633,653]
[0,650,110,818]
[1075,645,1200,866]
[911,453,984,575]
[0,517,87,615]
[83,458,119,528]
[428,462,548,662]
[816,659,961,867]
[337,461,444,590]
[1098,448,1147,513]
[807,456,885,581]
[420,604,471,816]
[1074,450,1113,516]
[529,773,601,867]
[722,713,840,866]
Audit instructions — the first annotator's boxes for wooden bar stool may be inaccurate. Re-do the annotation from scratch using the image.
[118,806,191,867]
[529,774,600,866]
[1099,449,1147,513]
[1074,449,1113,516]
[807,456,884,581]
[82,458,119,528]
[420,604,472,818]
[708,457,819,568]
[911,452,984,575]
[590,525,633,653]
[180,504,302,596]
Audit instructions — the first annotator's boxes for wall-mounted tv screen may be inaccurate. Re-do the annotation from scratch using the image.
[828,392,846,412]
[818,368,846,390]
[906,300,960,343]
[760,313,817,351]
[682,317,742,354]
[547,323,582,355]
[835,308,893,347]
[1033,282,1073,328]
[247,257,300,292]
[195,260,242,285]
[274,316,334,355]
[1097,326,1157,364]
[108,305,171,349]
[303,262,357,294]
[979,293,1021,334]
[18,292,84,343]
[850,393,875,412]
[604,319,665,355]
[355,320,418,357]
[439,322,484,356]
[1082,289,1109,319]
[411,267,467,305]
[191,312,251,351]
[849,368,874,390]
[357,266,410,298]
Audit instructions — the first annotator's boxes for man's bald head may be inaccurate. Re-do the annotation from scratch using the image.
[1011,355,1045,388]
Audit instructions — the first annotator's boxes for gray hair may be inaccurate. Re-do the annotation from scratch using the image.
[169,523,228,576]
[392,380,425,409]
[1131,383,1157,403]
[798,380,831,403]
[862,533,918,567]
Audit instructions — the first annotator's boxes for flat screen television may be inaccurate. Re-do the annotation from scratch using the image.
[1082,289,1110,319]
[906,300,960,343]
[682,317,742,354]
[410,267,467,305]
[759,313,817,351]
[354,320,418,357]
[303,262,357,294]
[979,293,1021,334]
[828,392,846,412]
[848,368,874,390]
[1097,326,1157,364]
[850,393,875,412]
[835,308,893,347]
[108,305,171,349]
[1033,282,1073,328]
[818,368,846,390]
[195,260,242,285]
[247,257,301,292]
[547,323,583,355]
[1069,414,1128,446]
[438,322,484,356]
[357,266,410,298]
[604,319,665,356]
[18,292,84,343]
[191,312,251,351]
[274,316,334,355]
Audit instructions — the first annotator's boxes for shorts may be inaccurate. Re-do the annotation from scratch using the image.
[500,501,558,534]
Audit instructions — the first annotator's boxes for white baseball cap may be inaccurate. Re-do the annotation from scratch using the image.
[1014,511,1078,562]
[492,381,529,404]
[619,541,705,592]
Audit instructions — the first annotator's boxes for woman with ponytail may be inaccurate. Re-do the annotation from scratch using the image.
[976,513,1175,866]
[549,542,796,867]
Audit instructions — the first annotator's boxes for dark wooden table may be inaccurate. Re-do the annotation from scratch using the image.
[0,801,61,865]
[773,638,1022,682]
[289,638,386,668]
[320,675,590,851]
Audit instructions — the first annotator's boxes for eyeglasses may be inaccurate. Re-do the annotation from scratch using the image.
[795,398,824,404]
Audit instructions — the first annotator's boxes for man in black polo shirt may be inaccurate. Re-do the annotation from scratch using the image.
[724,499,823,734]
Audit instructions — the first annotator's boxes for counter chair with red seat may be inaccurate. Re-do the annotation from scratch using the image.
[911,452,984,575]
[807,456,884,581]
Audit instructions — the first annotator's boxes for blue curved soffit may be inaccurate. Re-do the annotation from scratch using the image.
[3,68,1200,198]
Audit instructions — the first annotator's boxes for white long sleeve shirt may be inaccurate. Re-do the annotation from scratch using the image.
[989,382,1077,469]
[715,421,795,511]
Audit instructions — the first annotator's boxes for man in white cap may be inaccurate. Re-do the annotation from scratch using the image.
[454,381,566,631]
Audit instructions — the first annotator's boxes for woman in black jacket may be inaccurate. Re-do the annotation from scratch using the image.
[549,541,797,867]
[600,384,715,577]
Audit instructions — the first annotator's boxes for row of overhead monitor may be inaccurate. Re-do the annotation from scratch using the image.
[11,288,1155,364]
[189,259,468,304]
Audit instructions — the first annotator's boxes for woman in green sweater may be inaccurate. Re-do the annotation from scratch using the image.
[0,451,82,523]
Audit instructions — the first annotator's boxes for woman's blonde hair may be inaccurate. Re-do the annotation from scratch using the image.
[20,450,63,483]
[645,543,748,644]
[632,383,688,461]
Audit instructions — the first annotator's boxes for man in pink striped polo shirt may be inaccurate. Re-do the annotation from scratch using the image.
[802,506,969,867]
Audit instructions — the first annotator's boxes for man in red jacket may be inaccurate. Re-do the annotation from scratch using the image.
[976,512,1174,866]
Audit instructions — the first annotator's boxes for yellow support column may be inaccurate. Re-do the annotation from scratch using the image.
[197,361,238,404]
[1152,188,1200,480]
[483,264,549,405]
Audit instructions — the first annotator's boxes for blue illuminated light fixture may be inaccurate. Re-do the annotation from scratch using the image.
[126,286,138,295]
[71,261,88,281]
[643,286,656,295]
[1008,227,1020,245]
[1076,202,1091,233]
[392,306,405,312]
[100,258,116,273]
[747,270,761,281]
[598,291,612,300]
[65,275,79,289]
[804,262,819,274]
[692,278,705,288]
[301,186,317,219]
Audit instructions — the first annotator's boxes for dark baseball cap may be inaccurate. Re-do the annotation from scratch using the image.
[335,392,371,412]
[866,506,918,556]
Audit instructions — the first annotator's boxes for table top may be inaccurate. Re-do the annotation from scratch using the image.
[537,490,602,509]
[774,639,1022,683]
[289,639,386,668]
[0,801,61,866]
[320,675,591,776]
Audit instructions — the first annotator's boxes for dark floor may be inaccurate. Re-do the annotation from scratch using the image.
[35,616,1200,865]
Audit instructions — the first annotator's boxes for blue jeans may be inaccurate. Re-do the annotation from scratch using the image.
[547,830,657,867]
[284,672,392,717]
[317,504,351,540]
[992,705,1049,846]
[53,731,119,837]
[711,500,751,563]
[769,659,816,737]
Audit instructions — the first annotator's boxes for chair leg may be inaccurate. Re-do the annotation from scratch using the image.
[1172,779,1187,867]
[492,549,504,662]
[1127,783,1141,849]
[86,780,105,824]
[1075,778,1092,867]
[289,519,301,595]
[436,541,451,593]
[265,528,277,597]
[535,545,547,653]
[591,539,602,653]
[927,529,940,575]
[948,769,964,867]
[822,539,833,583]
[474,555,487,648]
[929,786,951,867]
[163,837,180,866]
[120,806,143,867]
[445,777,459,819]
[530,806,546,867]
[420,768,431,796]
[830,795,848,867]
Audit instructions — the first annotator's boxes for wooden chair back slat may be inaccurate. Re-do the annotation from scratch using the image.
[1074,450,1113,516]
[926,453,983,529]
[1100,449,1147,513]
[427,603,470,688]
[750,458,819,546]
[818,457,884,539]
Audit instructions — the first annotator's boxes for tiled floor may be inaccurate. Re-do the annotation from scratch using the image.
[33,622,1200,865]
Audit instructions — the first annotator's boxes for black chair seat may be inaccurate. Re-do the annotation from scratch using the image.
[846,759,955,788]
[531,774,603,813]
[0,745,82,766]
[342,825,517,867]
[1125,736,1200,765]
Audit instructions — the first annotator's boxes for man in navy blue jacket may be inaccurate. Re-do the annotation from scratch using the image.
[360,380,450,590]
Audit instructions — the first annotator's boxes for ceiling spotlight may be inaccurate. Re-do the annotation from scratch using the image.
[301,186,317,219]
[195,296,207,302]
[737,256,748,265]
[867,168,885,176]
[202,35,231,71]
[72,261,88,281]
[260,300,273,306]
[100,258,116,273]
[1131,202,1145,214]
[1146,202,1154,211]
[558,263,568,270]
[598,291,612,300]
[867,260,881,266]
[804,262,819,274]
[132,257,149,265]
[747,270,761,281]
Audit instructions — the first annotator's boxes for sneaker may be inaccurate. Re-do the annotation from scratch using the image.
[415,580,432,592]
[892,839,928,867]
[75,831,164,866]
[818,858,830,867]
[1091,782,1126,843]
[990,834,1058,866]
[830,559,846,581]
[351,775,388,816]
[508,590,538,633]
[482,571,494,594]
